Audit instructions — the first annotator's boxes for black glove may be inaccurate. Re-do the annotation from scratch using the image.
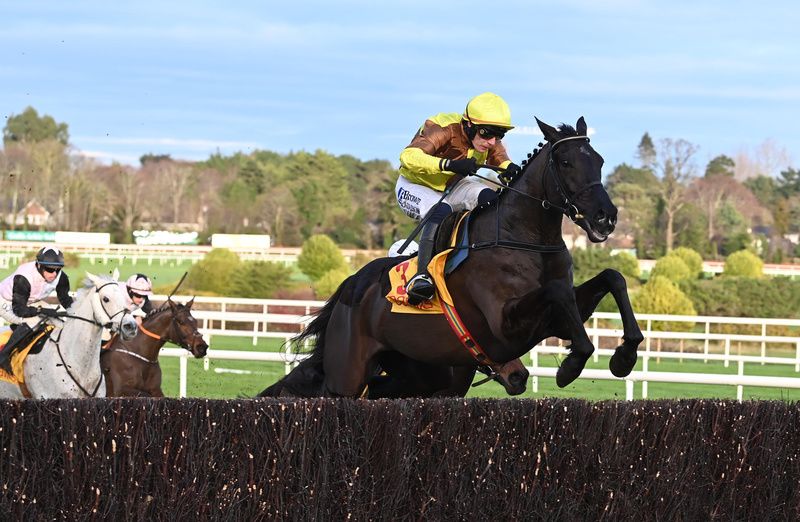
[38,307,60,318]
[500,162,522,184]
[443,157,478,177]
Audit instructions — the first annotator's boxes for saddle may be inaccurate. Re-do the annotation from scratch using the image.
[0,325,54,385]
[385,211,471,314]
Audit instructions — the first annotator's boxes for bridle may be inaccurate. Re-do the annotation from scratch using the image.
[48,281,132,397]
[543,135,602,222]
[57,281,132,329]
[109,302,204,364]
[466,134,599,254]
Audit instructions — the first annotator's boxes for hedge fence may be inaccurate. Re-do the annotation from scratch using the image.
[1,398,799,520]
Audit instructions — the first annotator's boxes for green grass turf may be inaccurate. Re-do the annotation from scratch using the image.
[155,336,800,401]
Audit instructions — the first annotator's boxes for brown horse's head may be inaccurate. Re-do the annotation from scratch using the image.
[167,298,208,358]
[535,116,617,243]
[484,359,529,396]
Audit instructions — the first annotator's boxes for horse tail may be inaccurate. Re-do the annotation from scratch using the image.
[259,275,355,398]
[289,274,354,358]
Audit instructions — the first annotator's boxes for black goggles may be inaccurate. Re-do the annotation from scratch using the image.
[41,265,61,274]
[476,125,507,140]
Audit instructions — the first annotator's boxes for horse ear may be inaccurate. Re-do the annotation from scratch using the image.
[535,117,559,143]
[186,297,195,309]
[112,268,120,281]
[85,272,100,286]
[576,116,587,136]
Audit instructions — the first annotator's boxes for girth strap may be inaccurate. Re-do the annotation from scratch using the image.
[439,298,496,366]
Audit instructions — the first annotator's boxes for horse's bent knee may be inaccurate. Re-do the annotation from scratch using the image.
[600,268,627,291]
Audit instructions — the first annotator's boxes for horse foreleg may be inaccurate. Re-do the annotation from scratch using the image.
[503,279,594,388]
[574,269,643,377]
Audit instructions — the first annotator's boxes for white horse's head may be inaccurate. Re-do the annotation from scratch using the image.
[85,270,138,341]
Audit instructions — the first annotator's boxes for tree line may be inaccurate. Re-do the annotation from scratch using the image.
[2,106,798,259]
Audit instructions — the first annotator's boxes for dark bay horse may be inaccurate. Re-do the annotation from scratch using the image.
[261,116,642,398]
[101,298,208,397]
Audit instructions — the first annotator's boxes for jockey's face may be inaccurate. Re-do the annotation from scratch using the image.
[470,125,505,153]
[38,264,60,283]
[129,291,146,306]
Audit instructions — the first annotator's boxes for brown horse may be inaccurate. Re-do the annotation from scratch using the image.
[101,298,208,397]
[260,116,642,398]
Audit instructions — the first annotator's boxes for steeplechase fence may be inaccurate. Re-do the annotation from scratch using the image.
[1,398,798,519]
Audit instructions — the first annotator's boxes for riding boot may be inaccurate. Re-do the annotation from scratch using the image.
[0,323,33,368]
[405,220,439,305]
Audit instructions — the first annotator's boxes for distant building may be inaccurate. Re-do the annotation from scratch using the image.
[3,199,51,227]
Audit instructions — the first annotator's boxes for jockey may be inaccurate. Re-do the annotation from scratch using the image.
[396,92,521,305]
[0,246,74,366]
[100,273,153,348]
[123,273,154,318]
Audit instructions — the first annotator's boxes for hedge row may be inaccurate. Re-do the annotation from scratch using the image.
[681,276,800,318]
[1,398,799,520]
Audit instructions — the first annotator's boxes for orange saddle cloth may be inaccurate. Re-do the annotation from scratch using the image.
[385,241,457,315]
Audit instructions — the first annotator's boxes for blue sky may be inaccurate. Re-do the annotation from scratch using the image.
[2,1,798,177]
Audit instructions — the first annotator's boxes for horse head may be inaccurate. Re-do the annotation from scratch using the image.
[534,116,617,243]
[86,270,138,341]
[166,298,208,358]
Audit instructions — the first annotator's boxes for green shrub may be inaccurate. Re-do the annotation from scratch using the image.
[723,250,763,278]
[649,255,691,283]
[228,261,294,298]
[572,248,640,285]
[185,248,241,295]
[297,234,348,281]
[312,267,352,299]
[613,251,640,280]
[632,276,696,330]
[670,247,703,278]
[680,276,800,319]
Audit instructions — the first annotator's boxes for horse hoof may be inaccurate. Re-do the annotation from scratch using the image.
[556,354,588,388]
[609,343,638,377]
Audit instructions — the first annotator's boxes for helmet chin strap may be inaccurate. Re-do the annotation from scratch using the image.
[462,119,477,141]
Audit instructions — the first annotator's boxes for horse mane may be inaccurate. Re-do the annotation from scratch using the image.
[516,123,577,183]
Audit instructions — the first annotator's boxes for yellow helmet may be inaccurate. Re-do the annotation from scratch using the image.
[463,92,514,129]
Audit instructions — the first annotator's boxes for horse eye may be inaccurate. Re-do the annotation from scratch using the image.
[102,296,110,303]
[560,160,570,167]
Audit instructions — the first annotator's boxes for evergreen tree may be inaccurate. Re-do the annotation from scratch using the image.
[635,133,656,171]
[704,155,735,177]
[3,106,69,145]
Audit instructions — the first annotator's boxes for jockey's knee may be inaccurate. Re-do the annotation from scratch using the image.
[478,188,498,206]
[427,202,452,225]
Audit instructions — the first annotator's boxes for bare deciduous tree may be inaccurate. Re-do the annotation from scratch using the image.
[733,139,792,180]
[655,138,698,252]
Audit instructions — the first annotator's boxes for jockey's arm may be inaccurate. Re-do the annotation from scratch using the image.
[56,272,74,309]
[10,276,39,318]
[399,147,445,177]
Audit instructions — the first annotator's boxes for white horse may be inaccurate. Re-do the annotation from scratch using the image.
[0,270,138,399]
